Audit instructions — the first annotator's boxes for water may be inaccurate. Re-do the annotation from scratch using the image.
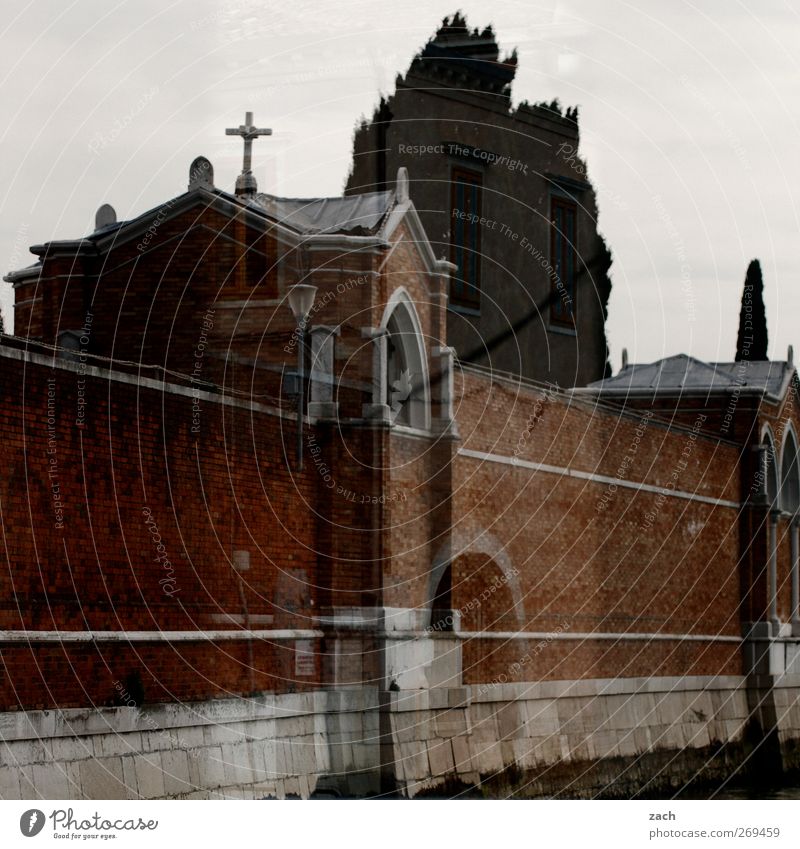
[713,785,800,800]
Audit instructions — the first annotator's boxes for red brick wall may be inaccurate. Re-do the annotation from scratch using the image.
[0,351,331,710]
[452,369,744,682]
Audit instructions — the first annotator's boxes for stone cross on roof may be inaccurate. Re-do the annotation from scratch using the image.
[225,111,272,197]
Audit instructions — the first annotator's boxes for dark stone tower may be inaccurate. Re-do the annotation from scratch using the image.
[346,13,613,386]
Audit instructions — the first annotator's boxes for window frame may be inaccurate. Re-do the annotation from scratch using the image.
[549,194,578,326]
[449,167,483,312]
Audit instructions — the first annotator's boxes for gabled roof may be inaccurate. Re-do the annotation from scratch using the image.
[585,353,794,401]
[4,184,396,283]
[252,191,393,235]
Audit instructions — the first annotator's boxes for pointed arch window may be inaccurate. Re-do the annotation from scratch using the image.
[382,294,430,430]
[781,429,800,513]
[764,432,779,506]
[780,428,800,629]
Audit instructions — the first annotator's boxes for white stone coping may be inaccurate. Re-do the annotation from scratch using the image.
[459,447,741,509]
[315,607,428,631]
[0,689,379,743]
[0,629,323,643]
[385,675,750,711]
[372,629,741,643]
[453,630,741,643]
[0,626,741,645]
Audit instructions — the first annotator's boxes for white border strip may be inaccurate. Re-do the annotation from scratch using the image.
[0,628,740,644]
[0,629,323,643]
[453,630,741,643]
[0,343,292,420]
[458,447,740,509]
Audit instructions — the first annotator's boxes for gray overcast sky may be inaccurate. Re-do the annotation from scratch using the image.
[1,0,798,371]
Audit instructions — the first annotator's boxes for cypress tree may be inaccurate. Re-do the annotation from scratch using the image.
[735,259,768,361]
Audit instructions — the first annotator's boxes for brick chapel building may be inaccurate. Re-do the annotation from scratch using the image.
[0,26,797,800]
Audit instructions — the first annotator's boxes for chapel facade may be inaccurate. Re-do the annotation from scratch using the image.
[0,111,798,798]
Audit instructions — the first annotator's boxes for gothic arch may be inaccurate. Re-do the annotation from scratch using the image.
[761,426,779,506]
[379,288,431,430]
[780,424,800,514]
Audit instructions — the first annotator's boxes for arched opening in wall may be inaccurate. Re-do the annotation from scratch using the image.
[429,564,453,631]
[383,293,430,429]
[780,428,800,624]
[780,430,800,513]
[764,432,779,506]
[453,553,521,686]
[761,428,782,626]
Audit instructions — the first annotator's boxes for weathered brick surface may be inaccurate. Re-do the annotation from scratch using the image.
[5,176,800,716]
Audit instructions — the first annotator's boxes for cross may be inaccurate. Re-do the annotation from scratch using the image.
[225,112,271,195]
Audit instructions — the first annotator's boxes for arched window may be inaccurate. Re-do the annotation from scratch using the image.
[382,291,430,430]
[780,427,800,627]
[764,431,779,506]
[781,429,800,514]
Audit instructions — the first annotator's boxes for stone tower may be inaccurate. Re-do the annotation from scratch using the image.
[346,13,613,386]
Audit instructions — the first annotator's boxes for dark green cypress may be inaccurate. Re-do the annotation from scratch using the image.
[735,259,768,361]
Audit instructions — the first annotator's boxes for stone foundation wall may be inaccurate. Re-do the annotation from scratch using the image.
[389,676,754,797]
[3,674,793,800]
[0,691,380,800]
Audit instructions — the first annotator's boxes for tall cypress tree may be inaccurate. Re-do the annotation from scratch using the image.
[735,259,768,361]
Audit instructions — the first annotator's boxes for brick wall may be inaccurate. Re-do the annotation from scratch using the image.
[451,368,744,681]
[0,349,327,709]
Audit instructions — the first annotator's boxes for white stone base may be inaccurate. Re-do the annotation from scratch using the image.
[0,690,380,800]
[0,674,793,800]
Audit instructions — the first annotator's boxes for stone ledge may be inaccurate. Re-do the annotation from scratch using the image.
[0,689,379,742]
[469,675,747,703]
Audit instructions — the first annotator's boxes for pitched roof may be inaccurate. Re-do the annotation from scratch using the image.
[586,353,794,399]
[4,185,395,283]
[252,190,393,235]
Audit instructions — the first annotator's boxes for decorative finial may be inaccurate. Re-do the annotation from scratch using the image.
[188,156,214,191]
[94,204,116,231]
[621,347,629,370]
[396,167,410,203]
[225,111,272,198]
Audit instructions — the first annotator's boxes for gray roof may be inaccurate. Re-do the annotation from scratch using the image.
[4,186,396,283]
[251,190,393,235]
[586,354,794,398]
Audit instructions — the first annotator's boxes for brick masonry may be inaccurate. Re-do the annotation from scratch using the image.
[2,160,800,797]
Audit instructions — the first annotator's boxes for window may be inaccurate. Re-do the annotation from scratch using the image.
[550,196,577,325]
[449,168,482,311]
[781,430,799,512]
[382,293,430,430]
[764,432,778,505]
[386,313,410,426]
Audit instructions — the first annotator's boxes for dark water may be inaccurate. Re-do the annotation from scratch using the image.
[713,785,800,800]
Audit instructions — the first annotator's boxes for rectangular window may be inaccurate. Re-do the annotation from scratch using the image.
[449,168,482,311]
[550,196,577,325]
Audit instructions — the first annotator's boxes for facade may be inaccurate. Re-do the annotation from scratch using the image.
[346,13,613,388]
[0,138,799,798]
